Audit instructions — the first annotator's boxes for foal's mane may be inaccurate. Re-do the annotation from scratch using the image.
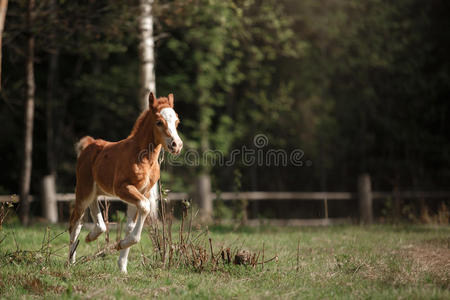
[128,97,172,138]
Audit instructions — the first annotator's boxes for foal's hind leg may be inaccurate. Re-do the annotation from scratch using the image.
[68,202,87,264]
[118,204,137,273]
[68,187,96,263]
[85,199,106,243]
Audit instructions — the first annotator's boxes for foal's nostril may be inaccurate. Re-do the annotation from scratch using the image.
[171,140,177,148]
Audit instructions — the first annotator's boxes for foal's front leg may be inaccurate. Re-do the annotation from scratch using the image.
[118,184,159,273]
[118,202,149,249]
[115,185,150,272]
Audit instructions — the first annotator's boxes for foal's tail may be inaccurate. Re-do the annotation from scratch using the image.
[75,136,95,157]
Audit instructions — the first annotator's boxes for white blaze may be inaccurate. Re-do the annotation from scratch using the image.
[160,107,181,144]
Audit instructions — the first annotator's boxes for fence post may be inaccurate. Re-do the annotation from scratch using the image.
[358,173,373,224]
[42,174,57,223]
[196,173,212,223]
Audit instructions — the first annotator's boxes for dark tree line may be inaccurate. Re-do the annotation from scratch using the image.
[0,0,449,220]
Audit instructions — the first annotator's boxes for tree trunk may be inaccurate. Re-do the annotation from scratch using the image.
[0,0,8,90]
[19,0,35,225]
[42,59,58,222]
[139,0,155,110]
[46,52,58,174]
[196,173,212,223]
[358,174,373,224]
[197,102,213,222]
[46,0,58,176]
[42,0,58,223]
[42,175,57,223]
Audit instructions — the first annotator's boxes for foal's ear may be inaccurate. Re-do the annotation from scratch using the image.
[168,93,174,108]
[148,92,157,111]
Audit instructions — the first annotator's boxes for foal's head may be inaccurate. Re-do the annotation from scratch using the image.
[149,93,183,154]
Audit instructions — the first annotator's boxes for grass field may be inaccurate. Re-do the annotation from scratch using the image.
[0,223,449,299]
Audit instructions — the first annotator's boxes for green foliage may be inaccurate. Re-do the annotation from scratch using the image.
[156,0,301,155]
[1,0,449,197]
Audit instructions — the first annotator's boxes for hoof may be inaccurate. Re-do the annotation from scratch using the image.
[115,241,122,251]
[68,239,79,263]
[85,231,103,243]
[68,255,76,265]
[85,234,93,243]
[85,233,99,243]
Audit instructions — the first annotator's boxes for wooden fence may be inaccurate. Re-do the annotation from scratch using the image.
[2,178,449,225]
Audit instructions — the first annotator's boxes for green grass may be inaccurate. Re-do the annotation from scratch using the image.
[0,223,449,299]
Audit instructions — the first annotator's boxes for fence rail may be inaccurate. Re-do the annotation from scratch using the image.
[2,188,449,225]
[218,192,355,200]
[2,190,450,204]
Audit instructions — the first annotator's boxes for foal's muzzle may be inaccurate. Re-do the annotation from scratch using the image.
[168,139,183,154]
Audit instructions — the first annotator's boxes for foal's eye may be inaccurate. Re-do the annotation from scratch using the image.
[156,120,163,127]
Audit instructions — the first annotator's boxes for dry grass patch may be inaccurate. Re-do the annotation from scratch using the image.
[403,238,450,288]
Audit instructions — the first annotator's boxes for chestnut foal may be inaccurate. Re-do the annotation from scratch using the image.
[68,93,182,273]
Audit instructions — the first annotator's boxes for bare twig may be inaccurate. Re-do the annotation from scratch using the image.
[12,230,19,251]
[168,207,173,250]
[50,244,67,256]
[0,233,7,245]
[159,180,167,267]
[0,201,13,228]
[208,238,214,261]
[75,242,117,265]
[45,226,51,263]
[104,198,110,244]
[47,230,66,244]
[40,226,48,251]
[262,242,265,270]
[296,239,300,273]
[140,242,148,268]
[186,206,196,243]
[257,255,279,265]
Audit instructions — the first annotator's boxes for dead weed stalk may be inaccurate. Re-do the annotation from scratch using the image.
[145,187,278,272]
[2,227,67,266]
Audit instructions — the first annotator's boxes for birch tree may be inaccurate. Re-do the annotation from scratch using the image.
[139,0,155,110]
[43,0,58,223]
